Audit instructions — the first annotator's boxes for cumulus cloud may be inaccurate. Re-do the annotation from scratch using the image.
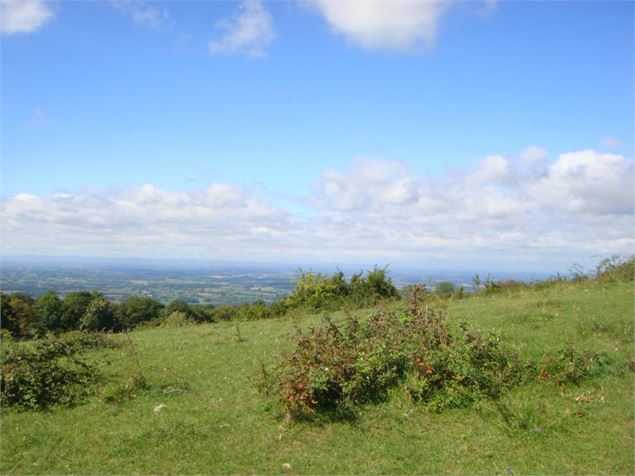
[1,184,291,259]
[208,0,275,58]
[307,0,452,51]
[2,149,633,266]
[527,150,634,216]
[0,0,53,34]
[310,150,633,263]
[469,155,513,185]
[519,145,548,167]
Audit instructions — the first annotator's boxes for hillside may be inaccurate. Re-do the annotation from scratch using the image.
[1,280,633,474]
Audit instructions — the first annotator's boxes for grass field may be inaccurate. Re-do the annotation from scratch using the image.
[1,280,633,474]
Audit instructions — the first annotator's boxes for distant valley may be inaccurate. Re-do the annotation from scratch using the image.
[0,258,549,305]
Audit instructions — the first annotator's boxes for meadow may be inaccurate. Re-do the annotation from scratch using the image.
[1,278,633,474]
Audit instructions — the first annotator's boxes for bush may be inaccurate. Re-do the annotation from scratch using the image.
[538,346,610,385]
[282,267,399,312]
[0,332,115,409]
[270,286,522,419]
[160,311,191,328]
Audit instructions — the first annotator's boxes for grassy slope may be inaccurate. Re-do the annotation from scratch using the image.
[1,281,633,475]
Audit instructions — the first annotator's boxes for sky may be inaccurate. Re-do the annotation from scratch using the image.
[1,0,633,272]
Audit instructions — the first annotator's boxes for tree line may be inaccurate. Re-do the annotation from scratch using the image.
[1,267,400,339]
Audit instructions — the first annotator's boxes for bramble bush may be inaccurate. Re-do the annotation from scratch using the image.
[270,286,524,419]
[0,332,115,409]
[537,346,611,385]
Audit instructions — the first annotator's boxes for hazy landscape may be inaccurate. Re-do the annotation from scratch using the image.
[0,257,550,304]
[1,0,633,475]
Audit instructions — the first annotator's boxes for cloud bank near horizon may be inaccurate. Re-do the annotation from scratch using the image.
[2,148,633,269]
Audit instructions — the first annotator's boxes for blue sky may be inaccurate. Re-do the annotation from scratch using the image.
[1,0,633,271]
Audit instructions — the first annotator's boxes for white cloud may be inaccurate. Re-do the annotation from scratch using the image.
[469,155,512,185]
[208,0,275,58]
[519,145,547,167]
[0,0,52,34]
[317,158,420,210]
[112,0,169,29]
[527,150,634,216]
[307,0,452,51]
[2,148,633,267]
[1,184,291,259]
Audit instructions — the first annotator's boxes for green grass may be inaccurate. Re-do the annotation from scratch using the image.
[1,281,633,474]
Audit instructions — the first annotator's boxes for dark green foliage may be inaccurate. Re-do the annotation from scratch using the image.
[1,293,37,337]
[0,294,18,335]
[62,292,97,330]
[203,304,237,322]
[119,296,164,328]
[33,292,63,335]
[80,297,119,331]
[272,286,522,419]
[0,268,399,337]
[0,332,115,409]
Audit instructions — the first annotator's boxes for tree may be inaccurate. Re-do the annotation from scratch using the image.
[1,294,17,335]
[4,293,37,337]
[34,292,63,334]
[61,291,96,330]
[119,296,163,328]
[165,298,191,318]
[80,297,117,331]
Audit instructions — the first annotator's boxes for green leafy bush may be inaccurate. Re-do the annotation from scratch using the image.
[0,332,114,409]
[271,286,522,419]
[282,266,399,312]
[160,311,191,328]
